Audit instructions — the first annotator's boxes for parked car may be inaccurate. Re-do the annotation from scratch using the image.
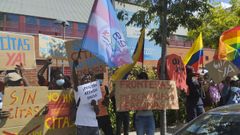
[174,104,240,135]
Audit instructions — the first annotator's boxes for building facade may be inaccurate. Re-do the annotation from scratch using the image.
[0,0,215,85]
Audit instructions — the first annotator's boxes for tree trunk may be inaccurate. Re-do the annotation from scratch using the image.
[159,0,168,135]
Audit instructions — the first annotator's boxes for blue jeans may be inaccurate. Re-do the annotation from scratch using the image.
[135,115,155,135]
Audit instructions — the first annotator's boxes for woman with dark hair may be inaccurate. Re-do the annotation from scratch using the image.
[134,71,155,135]
[38,58,71,90]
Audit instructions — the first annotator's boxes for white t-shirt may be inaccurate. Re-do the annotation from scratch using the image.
[74,87,98,127]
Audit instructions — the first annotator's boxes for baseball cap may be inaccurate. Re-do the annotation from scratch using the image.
[5,72,22,82]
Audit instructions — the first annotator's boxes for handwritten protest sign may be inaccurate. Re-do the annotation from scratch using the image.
[115,80,179,111]
[44,90,76,135]
[65,39,106,75]
[0,87,76,135]
[39,34,66,59]
[206,60,239,83]
[77,81,102,104]
[1,87,48,131]
[0,31,36,70]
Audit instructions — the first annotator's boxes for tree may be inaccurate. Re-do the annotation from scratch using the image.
[188,0,240,48]
[116,0,211,135]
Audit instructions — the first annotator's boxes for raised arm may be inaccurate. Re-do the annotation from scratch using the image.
[72,59,79,91]
[38,58,52,86]
[16,63,29,86]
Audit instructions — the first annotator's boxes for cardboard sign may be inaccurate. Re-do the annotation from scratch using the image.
[39,34,66,59]
[65,39,106,75]
[1,87,48,130]
[44,90,76,135]
[0,88,76,135]
[115,80,179,111]
[206,60,239,83]
[77,81,102,104]
[0,31,36,70]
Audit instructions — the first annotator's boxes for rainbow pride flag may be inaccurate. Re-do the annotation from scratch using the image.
[183,33,203,72]
[215,26,240,68]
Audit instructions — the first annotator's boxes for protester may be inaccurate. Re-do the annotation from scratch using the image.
[0,64,29,119]
[72,59,100,135]
[134,72,155,135]
[110,80,130,135]
[201,73,213,111]
[208,80,221,106]
[0,80,9,119]
[95,74,114,135]
[38,58,71,90]
[219,76,231,106]
[4,64,29,86]
[185,66,205,122]
[226,76,240,105]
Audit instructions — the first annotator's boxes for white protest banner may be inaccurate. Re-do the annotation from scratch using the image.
[0,31,36,70]
[77,81,102,104]
[38,34,66,59]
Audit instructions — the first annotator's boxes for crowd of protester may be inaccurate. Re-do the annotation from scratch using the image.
[0,59,240,135]
[185,65,240,122]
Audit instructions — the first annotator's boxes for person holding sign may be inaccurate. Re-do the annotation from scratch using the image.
[96,74,114,135]
[38,58,71,90]
[134,72,155,135]
[0,64,29,120]
[72,59,100,135]
[4,63,29,87]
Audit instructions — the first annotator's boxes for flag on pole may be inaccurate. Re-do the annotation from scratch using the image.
[81,0,132,67]
[111,28,145,81]
[133,31,145,63]
[214,26,240,68]
[183,33,203,72]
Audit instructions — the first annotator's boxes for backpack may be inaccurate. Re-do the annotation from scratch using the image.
[209,85,221,104]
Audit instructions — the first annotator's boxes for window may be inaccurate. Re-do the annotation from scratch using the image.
[6,14,19,22]
[78,23,87,31]
[0,13,4,21]
[26,16,37,24]
[39,18,53,27]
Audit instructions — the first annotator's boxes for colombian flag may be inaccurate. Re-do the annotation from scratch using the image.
[214,26,240,68]
[183,33,203,72]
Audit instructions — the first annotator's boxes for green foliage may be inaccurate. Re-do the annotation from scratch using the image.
[117,0,211,45]
[107,65,187,131]
[188,0,240,48]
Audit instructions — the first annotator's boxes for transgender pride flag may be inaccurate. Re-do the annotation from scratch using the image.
[81,0,133,67]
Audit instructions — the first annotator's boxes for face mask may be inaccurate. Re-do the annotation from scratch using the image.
[97,79,103,85]
[56,79,65,86]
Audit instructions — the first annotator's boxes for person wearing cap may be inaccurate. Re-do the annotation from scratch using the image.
[4,64,29,86]
[0,64,28,120]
